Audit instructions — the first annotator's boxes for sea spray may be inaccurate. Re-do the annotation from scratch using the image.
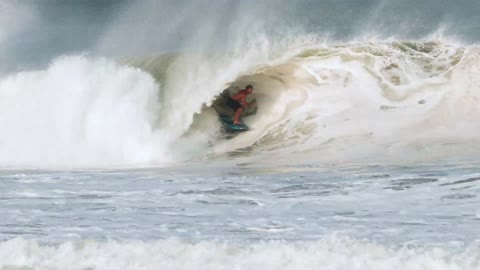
[0,56,171,168]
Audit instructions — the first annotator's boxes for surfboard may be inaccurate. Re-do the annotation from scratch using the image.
[219,114,248,132]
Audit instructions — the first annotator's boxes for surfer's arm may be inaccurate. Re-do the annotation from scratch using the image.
[240,98,249,108]
[243,100,257,108]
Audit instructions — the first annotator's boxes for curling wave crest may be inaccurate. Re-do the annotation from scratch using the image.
[0,41,479,168]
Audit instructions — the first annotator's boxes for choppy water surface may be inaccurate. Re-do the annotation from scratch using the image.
[2,162,479,246]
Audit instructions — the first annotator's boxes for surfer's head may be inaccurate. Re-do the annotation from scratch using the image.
[245,85,253,94]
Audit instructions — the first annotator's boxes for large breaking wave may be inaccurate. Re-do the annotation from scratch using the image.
[0,40,479,168]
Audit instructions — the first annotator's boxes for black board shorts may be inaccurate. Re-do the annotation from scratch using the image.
[226,98,242,111]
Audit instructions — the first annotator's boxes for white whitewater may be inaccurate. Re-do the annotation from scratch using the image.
[0,56,169,168]
[1,236,478,270]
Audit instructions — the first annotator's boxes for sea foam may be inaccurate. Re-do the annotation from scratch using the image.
[0,236,478,270]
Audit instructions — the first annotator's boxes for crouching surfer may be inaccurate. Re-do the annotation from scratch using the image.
[227,85,256,125]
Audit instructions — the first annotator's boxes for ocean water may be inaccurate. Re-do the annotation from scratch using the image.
[1,1,480,269]
[1,163,479,269]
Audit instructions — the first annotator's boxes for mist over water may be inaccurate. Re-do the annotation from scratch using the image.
[2,0,480,72]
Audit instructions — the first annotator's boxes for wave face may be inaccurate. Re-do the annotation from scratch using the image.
[1,236,478,270]
[130,41,480,165]
[230,42,480,164]
[0,41,479,168]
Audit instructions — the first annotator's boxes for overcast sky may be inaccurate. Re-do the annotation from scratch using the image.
[1,0,479,72]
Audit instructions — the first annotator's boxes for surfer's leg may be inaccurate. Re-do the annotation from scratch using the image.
[233,107,244,125]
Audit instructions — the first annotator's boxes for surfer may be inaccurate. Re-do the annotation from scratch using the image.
[227,85,256,125]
